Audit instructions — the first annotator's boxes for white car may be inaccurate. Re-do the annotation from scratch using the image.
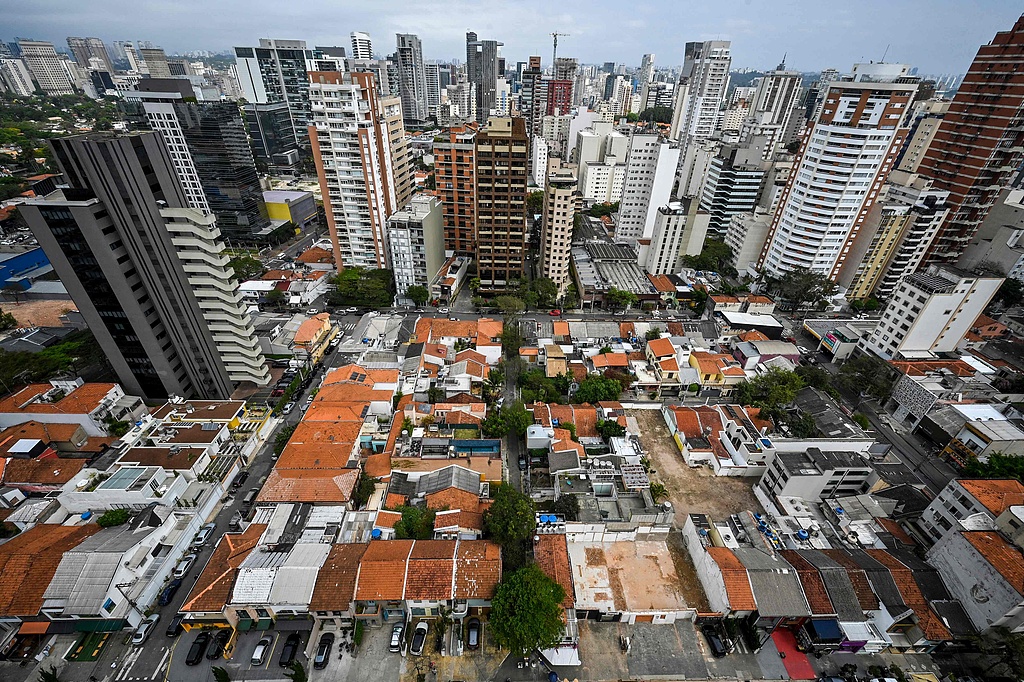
[173,553,198,579]
[131,614,160,646]
[438,307,450,314]
[281,402,295,415]
[306,308,319,315]
[797,346,810,355]
[191,523,216,548]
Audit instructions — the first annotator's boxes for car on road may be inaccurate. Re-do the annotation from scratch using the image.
[438,307,450,314]
[345,307,357,314]
[185,632,210,666]
[306,308,319,315]
[313,632,334,669]
[192,523,216,549]
[165,613,184,637]
[466,618,480,650]
[281,401,295,415]
[279,632,301,666]
[206,628,231,660]
[410,621,428,656]
[549,309,561,316]
[389,623,405,653]
[518,456,526,471]
[158,578,183,606]
[173,553,198,579]
[251,634,273,666]
[797,345,810,355]
[230,471,249,490]
[131,614,159,646]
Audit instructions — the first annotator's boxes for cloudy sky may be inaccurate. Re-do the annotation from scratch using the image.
[3,0,1020,74]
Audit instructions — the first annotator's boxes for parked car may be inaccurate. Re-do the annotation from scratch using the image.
[314,632,334,669]
[158,578,183,606]
[389,623,405,653]
[410,621,428,656]
[518,456,527,471]
[165,613,184,638]
[131,614,159,646]
[207,629,231,660]
[231,471,249,490]
[466,618,480,650]
[173,554,197,579]
[191,523,216,548]
[279,633,301,666]
[345,307,357,314]
[281,402,295,415]
[548,309,561,316]
[185,632,210,666]
[701,626,728,658]
[251,635,273,666]
[306,308,319,315]
[228,511,244,531]
[797,346,810,355]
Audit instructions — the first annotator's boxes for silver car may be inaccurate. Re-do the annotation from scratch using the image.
[131,614,160,646]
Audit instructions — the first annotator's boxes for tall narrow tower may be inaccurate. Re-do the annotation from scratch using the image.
[396,34,429,124]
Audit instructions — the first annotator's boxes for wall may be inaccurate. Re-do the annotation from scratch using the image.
[680,516,730,614]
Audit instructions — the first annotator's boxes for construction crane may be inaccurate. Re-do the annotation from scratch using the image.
[550,32,570,70]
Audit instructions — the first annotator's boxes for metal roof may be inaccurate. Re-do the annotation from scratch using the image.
[732,548,810,618]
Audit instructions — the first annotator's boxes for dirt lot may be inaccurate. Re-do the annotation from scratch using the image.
[629,409,763,520]
[4,299,75,328]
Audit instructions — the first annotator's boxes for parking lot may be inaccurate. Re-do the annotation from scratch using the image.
[309,623,400,682]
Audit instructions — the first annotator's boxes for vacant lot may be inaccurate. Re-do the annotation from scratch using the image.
[4,298,75,328]
[629,409,763,520]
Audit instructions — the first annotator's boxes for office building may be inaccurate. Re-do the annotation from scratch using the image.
[388,195,445,297]
[540,167,578,294]
[425,61,441,116]
[520,56,544,138]
[0,58,34,96]
[642,200,709,275]
[699,138,768,236]
[66,37,113,74]
[350,32,373,60]
[638,53,655,114]
[243,101,300,170]
[740,65,803,158]
[234,39,312,151]
[920,16,1024,265]
[616,133,680,243]
[860,265,1001,361]
[475,117,529,293]
[466,32,503,123]
[669,41,731,144]
[308,71,397,271]
[396,34,429,124]
[433,125,477,255]
[19,132,269,400]
[18,40,76,95]
[139,48,171,78]
[758,77,917,278]
[125,79,272,243]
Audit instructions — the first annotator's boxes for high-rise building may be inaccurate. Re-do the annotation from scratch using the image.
[641,199,709,275]
[125,79,272,243]
[434,125,477,255]
[669,41,731,144]
[520,56,544,138]
[308,71,397,271]
[859,265,1001,361]
[466,32,503,123]
[396,34,429,124]
[388,195,445,297]
[234,39,312,152]
[699,138,768,236]
[19,132,269,399]
[243,101,300,170]
[18,40,76,95]
[540,166,578,294]
[546,80,573,116]
[66,37,113,73]
[139,48,172,78]
[350,32,373,60]
[725,211,773,274]
[616,133,680,243]
[757,77,917,279]
[638,53,655,114]
[425,61,441,116]
[0,58,34,96]
[575,121,628,202]
[382,93,415,210]
[475,117,529,293]
[895,99,949,173]
[919,16,1024,266]
[740,66,803,158]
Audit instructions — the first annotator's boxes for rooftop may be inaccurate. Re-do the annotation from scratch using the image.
[959,479,1024,516]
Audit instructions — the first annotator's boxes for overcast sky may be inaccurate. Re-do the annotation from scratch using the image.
[3,0,1020,74]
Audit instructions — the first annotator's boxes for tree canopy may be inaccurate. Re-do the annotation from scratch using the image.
[393,505,436,540]
[405,285,429,306]
[227,254,265,281]
[767,270,839,313]
[574,375,624,404]
[327,267,395,308]
[527,190,544,216]
[963,452,1024,481]
[993,277,1024,309]
[481,400,532,438]
[489,564,567,655]
[734,367,804,410]
[605,287,638,310]
[638,106,673,124]
[681,240,736,277]
[836,354,893,400]
[483,483,536,546]
[588,201,619,218]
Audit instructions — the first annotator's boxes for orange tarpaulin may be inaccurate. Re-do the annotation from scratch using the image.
[18,621,49,635]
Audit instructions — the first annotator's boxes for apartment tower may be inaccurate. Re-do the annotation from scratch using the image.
[475,117,529,293]
[616,133,681,243]
[434,125,478,255]
[234,39,312,151]
[396,34,429,124]
[669,41,731,144]
[66,37,113,73]
[18,40,76,95]
[350,32,373,60]
[466,32,503,124]
[540,167,579,294]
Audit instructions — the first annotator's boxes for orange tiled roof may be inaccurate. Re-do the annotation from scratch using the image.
[0,524,101,616]
[294,313,333,345]
[0,421,83,452]
[0,383,117,415]
[426,487,483,513]
[818,550,880,611]
[257,468,359,504]
[3,456,85,485]
[309,543,368,611]
[434,509,484,531]
[647,337,675,358]
[552,321,570,337]
[520,347,540,356]
[959,479,1024,516]
[711,294,741,304]
[384,492,407,510]
[455,348,488,365]
[181,524,266,613]
[406,540,457,600]
[534,535,574,608]
[780,550,834,616]
[355,540,415,600]
[738,330,771,342]
[592,352,628,368]
[374,510,403,529]
[647,273,676,293]
[963,531,1024,594]
[746,295,774,305]
[707,547,757,611]
[276,420,362,469]
[296,246,333,264]
[454,540,501,599]
[889,359,976,377]
[865,549,952,641]
[619,322,635,338]
[365,452,392,478]
[660,357,680,372]
[875,518,915,546]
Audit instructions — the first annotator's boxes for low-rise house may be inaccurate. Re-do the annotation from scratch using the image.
[0,380,144,437]
[760,448,879,502]
[534,534,579,666]
[688,351,746,395]
[664,404,774,476]
[732,340,801,371]
[292,313,338,365]
[942,419,1024,468]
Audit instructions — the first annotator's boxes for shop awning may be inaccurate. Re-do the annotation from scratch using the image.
[809,619,843,642]
[18,621,50,635]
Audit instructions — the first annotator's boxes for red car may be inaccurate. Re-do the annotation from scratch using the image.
[549,309,561,316]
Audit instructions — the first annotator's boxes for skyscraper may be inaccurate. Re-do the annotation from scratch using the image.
[425,61,441,116]
[0,58,34,96]
[396,34,429,124]
[434,125,477,255]
[350,32,373,60]
[540,166,578,294]
[616,133,680,243]
[466,32,503,123]
[234,39,312,152]
[520,56,544,138]
[740,65,803,159]
[308,71,398,271]
[669,41,731,144]
[758,76,917,278]
[19,132,269,399]
[66,37,113,73]
[139,47,172,78]
[638,53,655,115]
[699,138,768,236]
[18,40,76,95]
[919,15,1024,266]
[475,117,529,293]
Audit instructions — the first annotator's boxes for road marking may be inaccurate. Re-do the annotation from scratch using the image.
[115,648,143,681]
[152,647,170,679]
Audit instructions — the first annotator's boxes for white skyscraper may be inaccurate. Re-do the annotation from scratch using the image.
[638,53,655,113]
[642,200,709,275]
[669,41,731,144]
[740,66,803,159]
[396,33,429,124]
[18,40,77,95]
[616,133,681,243]
[0,58,34,96]
[350,32,373,60]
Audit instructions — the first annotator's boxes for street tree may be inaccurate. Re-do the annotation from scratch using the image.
[483,484,536,546]
[227,255,265,281]
[265,289,286,308]
[768,270,838,313]
[605,287,638,310]
[573,375,623,404]
[495,295,525,317]
[405,285,429,306]
[734,367,805,410]
[490,564,567,655]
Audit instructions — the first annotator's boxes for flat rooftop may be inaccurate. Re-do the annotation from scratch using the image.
[567,540,689,613]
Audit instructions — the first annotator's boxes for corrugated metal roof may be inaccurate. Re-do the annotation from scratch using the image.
[65,554,122,614]
[232,567,277,603]
[269,566,320,604]
[733,548,810,618]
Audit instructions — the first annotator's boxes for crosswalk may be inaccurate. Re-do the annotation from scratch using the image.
[339,323,356,333]
[113,645,171,681]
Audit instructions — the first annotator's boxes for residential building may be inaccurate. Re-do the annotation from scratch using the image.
[66,37,113,73]
[725,211,772,274]
[760,448,879,501]
[541,113,571,159]
[740,65,803,159]
[616,133,681,243]
[896,100,949,174]
[540,167,578,294]
[466,32,503,124]
[18,132,269,400]
[396,34,429,125]
[942,419,1024,468]
[125,79,272,243]
[520,56,544,139]
[669,41,731,145]
[475,117,529,293]
[0,58,34,96]
[434,125,477,255]
[860,265,1002,361]
[388,195,445,298]
[18,39,76,95]
[959,189,1024,282]
[0,380,144,437]
[758,76,917,278]
[919,478,1024,543]
[642,200,709,275]
[637,53,655,112]
[139,48,171,78]
[382,93,415,211]
[308,71,398,271]
[921,16,1024,265]
[546,80,573,116]
[574,121,628,202]
[233,39,312,151]
[699,138,767,236]
[350,32,373,60]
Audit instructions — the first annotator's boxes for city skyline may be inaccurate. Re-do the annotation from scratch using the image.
[4,0,1021,74]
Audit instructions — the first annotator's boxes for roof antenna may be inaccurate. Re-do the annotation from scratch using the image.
[880,44,890,63]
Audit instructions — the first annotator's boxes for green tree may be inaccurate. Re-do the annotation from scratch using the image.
[489,564,567,655]
[596,419,626,439]
[265,289,286,308]
[394,505,436,540]
[274,424,296,455]
[963,452,1024,481]
[227,255,265,281]
[351,472,378,510]
[283,661,308,682]
[97,508,130,527]
[836,354,893,400]
[563,283,580,309]
[0,307,17,331]
[974,627,1024,678]
[38,666,62,682]
[552,494,579,521]
[212,667,231,682]
[532,278,559,308]
[588,202,619,218]
[649,482,668,503]
[795,365,834,393]
[503,400,532,437]
[483,484,536,546]
[1,283,24,304]
[638,106,673,123]
[626,112,639,122]
[405,285,429,306]
[327,267,395,308]
[501,324,523,359]
[495,295,525,317]
[734,367,805,410]
[645,327,663,341]
[768,270,839,313]
[993,277,1024,309]
[605,287,637,310]
[527,190,544,216]
[427,386,444,404]
[680,240,736,277]
[573,375,623,404]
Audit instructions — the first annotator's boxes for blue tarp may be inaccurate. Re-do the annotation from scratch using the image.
[809,619,843,642]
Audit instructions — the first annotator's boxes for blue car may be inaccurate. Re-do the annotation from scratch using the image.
[158,578,183,606]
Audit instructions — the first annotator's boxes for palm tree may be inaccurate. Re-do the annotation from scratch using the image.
[649,482,668,503]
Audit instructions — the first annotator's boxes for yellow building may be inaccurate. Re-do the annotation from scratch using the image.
[292,313,337,364]
[263,190,317,228]
[846,205,912,301]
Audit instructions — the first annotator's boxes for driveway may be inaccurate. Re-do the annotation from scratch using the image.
[310,623,399,682]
